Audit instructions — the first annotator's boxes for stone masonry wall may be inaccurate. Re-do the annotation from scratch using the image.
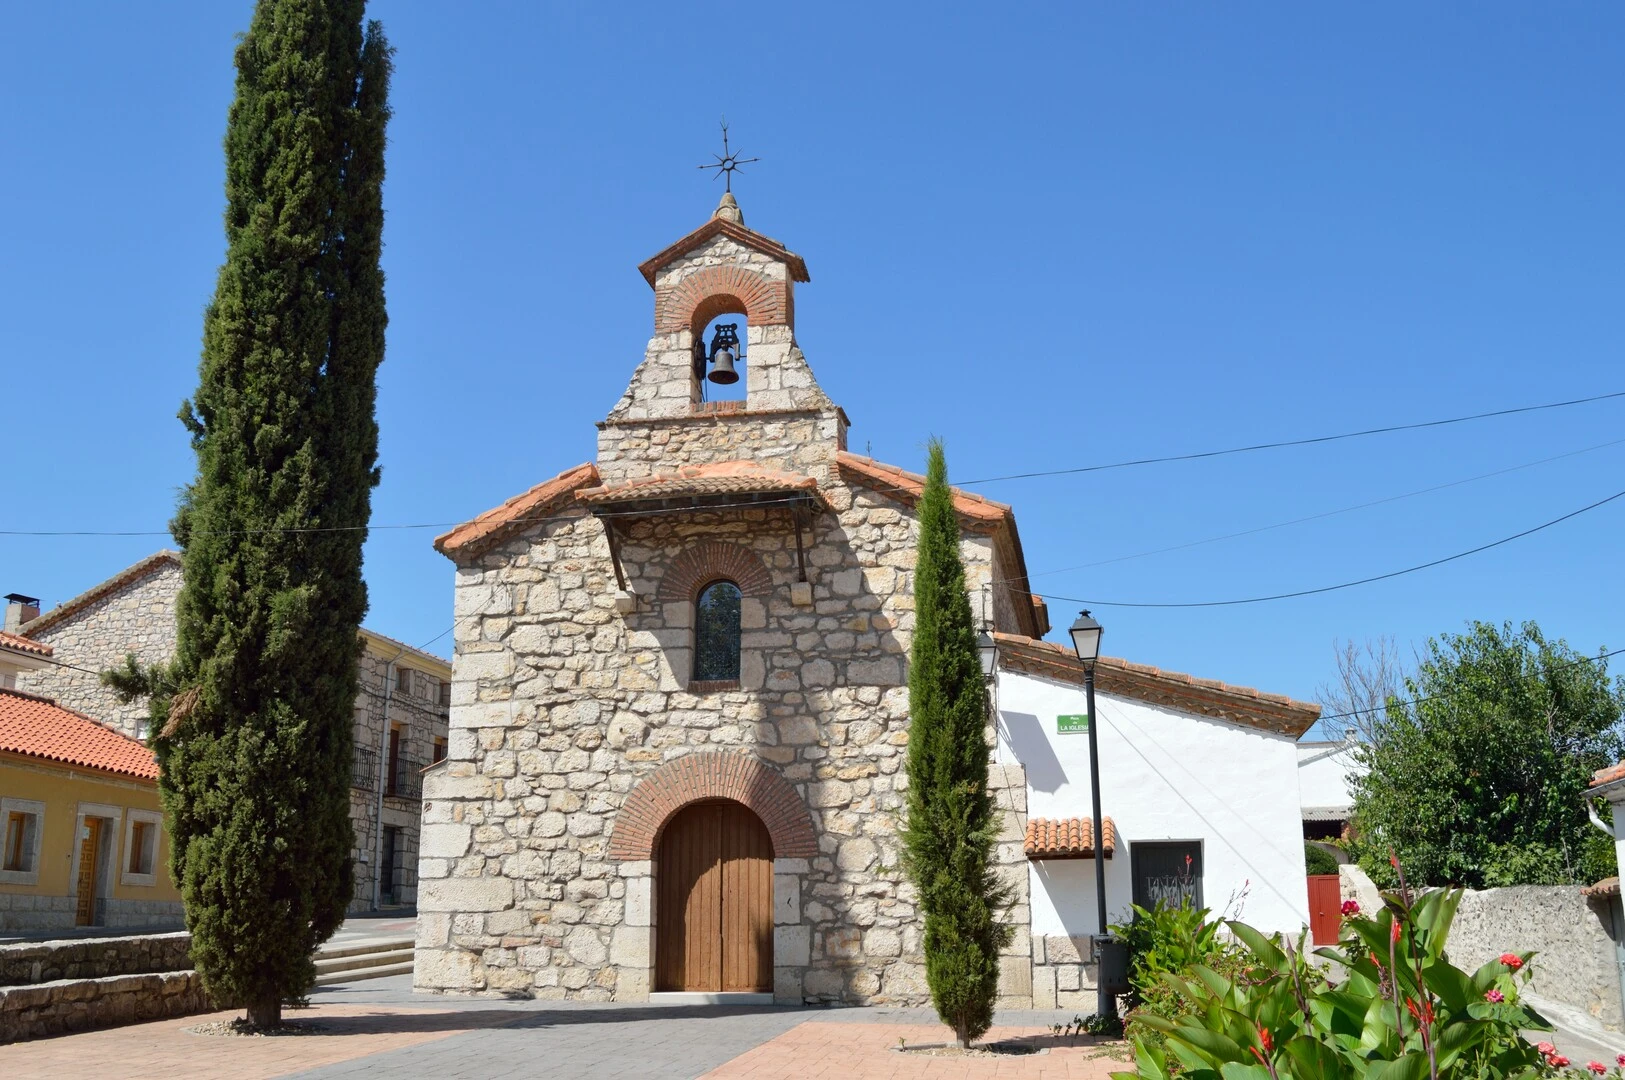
[0,932,191,986]
[0,970,209,1044]
[417,484,1032,1005]
[17,561,182,738]
[350,648,448,911]
[595,407,845,489]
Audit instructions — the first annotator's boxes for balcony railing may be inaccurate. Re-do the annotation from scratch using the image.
[351,747,378,792]
[385,757,425,801]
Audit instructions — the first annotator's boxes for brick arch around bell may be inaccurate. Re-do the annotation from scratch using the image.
[656,266,793,337]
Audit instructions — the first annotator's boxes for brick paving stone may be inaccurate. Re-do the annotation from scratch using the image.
[700,1022,1129,1079]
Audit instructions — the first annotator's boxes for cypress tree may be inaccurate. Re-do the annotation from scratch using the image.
[901,439,1013,1048]
[110,0,391,1029]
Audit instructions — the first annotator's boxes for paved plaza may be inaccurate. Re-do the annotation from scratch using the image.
[0,973,1131,1079]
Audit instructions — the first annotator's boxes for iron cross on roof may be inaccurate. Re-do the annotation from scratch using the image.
[696,119,759,194]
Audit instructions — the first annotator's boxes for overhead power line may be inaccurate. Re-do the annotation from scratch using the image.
[1017,435,1625,583]
[1039,486,1625,609]
[2,390,1621,539]
[959,388,1625,486]
[1310,645,1625,728]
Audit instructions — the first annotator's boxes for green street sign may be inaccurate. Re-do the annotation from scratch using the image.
[1057,713,1090,734]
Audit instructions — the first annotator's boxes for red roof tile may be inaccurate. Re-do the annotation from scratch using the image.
[637,216,810,286]
[1583,876,1620,898]
[434,463,600,561]
[1025,816,1118,860]
[0,689,158,780]
[993,632,1321,738]
[576,460,821,506]
[835,452,1011,526]
[1591,761,1625,791]
[0,631,52,658]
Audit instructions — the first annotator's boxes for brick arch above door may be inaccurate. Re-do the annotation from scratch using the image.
[608,751,818,861]
[656,541,774,603]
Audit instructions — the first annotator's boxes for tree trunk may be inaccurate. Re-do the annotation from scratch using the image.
[247,998,281,1029]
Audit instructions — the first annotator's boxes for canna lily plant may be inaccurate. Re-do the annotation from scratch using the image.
[1112,858,1558,1079]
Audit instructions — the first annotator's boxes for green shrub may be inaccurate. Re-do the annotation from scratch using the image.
[1305,842,1341,876]
[1112,900,1248,1057]
[1111,870,1557,1079]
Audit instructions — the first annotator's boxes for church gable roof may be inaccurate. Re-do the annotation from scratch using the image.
[434,463,600,562]
[637,217,810,287]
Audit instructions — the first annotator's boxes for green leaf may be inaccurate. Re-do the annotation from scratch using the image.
[1366,1051,1432,1080]
[1217,1063,1273,1080]
[1420,960,1473,1011]
[1166,1023,1249,1063]
[1227,921,1287,970]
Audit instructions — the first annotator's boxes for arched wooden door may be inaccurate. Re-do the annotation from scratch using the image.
[656,799,773,992]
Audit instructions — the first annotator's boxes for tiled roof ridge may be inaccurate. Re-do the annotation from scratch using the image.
[993,632,1321,737]
[1589,760,1625,791]
[21,550,181,637]
[637,217,810,286]
[834,452,1012,520]
[0,687,159,780]
[0,630,53,657]
[434,463,600,561]
[358,626,450,671]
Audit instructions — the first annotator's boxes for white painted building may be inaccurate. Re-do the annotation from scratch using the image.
[993,634,1319,953]
[1296,738,1366,856]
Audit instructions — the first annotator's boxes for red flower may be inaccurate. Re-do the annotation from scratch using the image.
[1389,851,1400,869]
[1405,997,1435,1025]
[1483,989,1504,1003]
[1257,1026,1273,1052]
[1340,899,1360,916]
[1391,920,1402,944]
[1499,952,1523,970]
[1369,950,1382,969]
[1537,1042,1556,1054]
[1549,1055,1570,1068]
[1587,1062,1607,1075]
[1616,1053,1625,1066]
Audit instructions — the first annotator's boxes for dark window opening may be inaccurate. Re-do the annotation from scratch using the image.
[693,580,743,683]
[386,726,402,796]
[1131,841,1204,912]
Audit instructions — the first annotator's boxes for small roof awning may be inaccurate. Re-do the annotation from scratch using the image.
[1025,816,1117,860]
[1583,876,1620,899]
[576,460,825,517]
[1301,805,1353,822]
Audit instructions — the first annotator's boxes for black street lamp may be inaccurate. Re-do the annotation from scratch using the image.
[1068,610,1116,1021]
[976,631,998,682]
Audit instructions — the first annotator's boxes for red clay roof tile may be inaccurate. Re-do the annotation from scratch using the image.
[0,689,158,780]
[1024,816,1118,859]
[0,631,52,658]
[576,460,820,505]
[434,463,599,561]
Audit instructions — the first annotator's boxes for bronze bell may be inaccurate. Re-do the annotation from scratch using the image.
[707,323,741,385]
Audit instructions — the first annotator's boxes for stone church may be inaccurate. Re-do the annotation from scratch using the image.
[416,193,1050,1004]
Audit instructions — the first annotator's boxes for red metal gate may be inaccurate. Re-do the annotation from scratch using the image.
[1307,874,1342,945]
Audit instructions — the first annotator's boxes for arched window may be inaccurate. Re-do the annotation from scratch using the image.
[694,580,742,683]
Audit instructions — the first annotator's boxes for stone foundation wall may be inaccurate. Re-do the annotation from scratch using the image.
[1030,934,1099,1011]
[0,970,209,1044]
[0,932,191,986]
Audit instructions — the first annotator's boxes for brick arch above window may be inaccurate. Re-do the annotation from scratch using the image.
[608,751,819,861]
[657,541,773,603]
[655,265,793,336]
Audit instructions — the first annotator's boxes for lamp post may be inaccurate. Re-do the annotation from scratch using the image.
[1068,610,1114,1020]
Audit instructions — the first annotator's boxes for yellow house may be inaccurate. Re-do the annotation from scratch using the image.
[0,631,181,932]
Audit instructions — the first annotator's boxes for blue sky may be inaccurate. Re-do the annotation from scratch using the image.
[3,4,1621,734]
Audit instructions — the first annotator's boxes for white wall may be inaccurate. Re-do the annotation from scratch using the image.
[996,668,1309,938]
[1296,741,1365,812]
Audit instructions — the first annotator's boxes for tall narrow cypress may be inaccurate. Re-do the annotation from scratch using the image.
[110,0,391,1028]
[901,439,1013,1047]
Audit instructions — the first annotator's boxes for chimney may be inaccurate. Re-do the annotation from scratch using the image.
[3,594,40,634]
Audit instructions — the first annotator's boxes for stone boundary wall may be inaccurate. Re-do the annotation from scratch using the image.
[0,893,184,934]
[1031,933,1098,1011]
[1449,885,1622,1031]
[0,969,209,1044]
[0,931,191,986]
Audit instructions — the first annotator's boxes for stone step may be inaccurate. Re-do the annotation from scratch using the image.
[314,947,413,975]
[313,959,414,986]
[312,936,414,962]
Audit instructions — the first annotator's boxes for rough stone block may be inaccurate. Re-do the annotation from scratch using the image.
[416,948,486,990]
[419,877,514,913]
[775,925,811,966]
[773,875,800,925]
[1031,964,1057,1009]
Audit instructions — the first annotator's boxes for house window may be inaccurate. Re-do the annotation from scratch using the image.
[396,667,413,695]
[1131,840,1204,912]
[432,736,447,765]
[437,679,451,707]
[386,725,403,796]
[0,799,43,884]
[121,810,162,886]
[693,580,742,683]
